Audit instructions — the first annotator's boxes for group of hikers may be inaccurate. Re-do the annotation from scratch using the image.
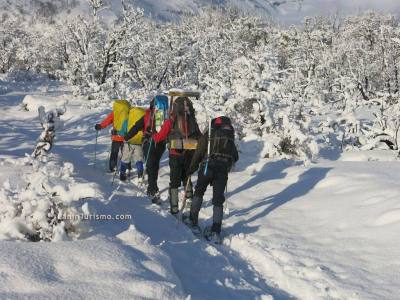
[94,91,239,243]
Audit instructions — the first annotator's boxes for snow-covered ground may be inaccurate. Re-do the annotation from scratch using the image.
[0,78,399,299]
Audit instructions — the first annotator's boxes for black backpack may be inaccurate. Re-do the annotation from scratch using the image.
[209,116,236,165]
[169,97,200,141]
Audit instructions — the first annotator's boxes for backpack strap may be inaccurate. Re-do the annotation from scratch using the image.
[184,99,189,139]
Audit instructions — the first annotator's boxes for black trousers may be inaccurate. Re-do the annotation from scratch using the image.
[169,150,195,191]
[194,161,228,207]
[143,140,166,195]
[110,141,124,172]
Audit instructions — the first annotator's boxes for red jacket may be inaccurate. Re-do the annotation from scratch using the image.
[152,119,172,143]
[99,112,124,142]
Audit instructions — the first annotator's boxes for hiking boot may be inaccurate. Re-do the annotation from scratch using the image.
[184,198,192,212]
[211,222,222,235]
[186,222,202,235]
[151,195,161,205]
[147,189,158,197]
[136,175,145,186]
[169,188,179,215]
[182,214,202,235]
[182,213,194,226]
[148,191,161,204]
[203,226,222,244]
[120,173,127,182]
[191,224,202,235]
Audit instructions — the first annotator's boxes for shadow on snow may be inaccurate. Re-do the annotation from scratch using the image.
[227,167,332,235]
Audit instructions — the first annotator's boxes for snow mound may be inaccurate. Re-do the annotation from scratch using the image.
[22,95,67,112]
[339,150,400,162]
[0,230,184,299]
[0,157,94,241]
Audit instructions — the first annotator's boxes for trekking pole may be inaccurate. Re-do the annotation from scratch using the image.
[144,106,155,166]
[127,144,132,181]
[144,139,153,166]
[204,118,212,176]
[94,131,98,169]
[176,176,192,229]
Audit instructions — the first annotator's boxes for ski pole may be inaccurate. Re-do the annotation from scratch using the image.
[144,106,155,166]
[177,176,192,228]
[144,138,153,166]
[204,118,212,176]
[128,144,132,180]
[94,131,98,169]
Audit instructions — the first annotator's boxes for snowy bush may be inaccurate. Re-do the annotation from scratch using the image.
[0,157,95,241]
[3,5,400,158]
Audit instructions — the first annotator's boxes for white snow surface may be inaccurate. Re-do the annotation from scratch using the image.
[0,79,399,299]
[22,94,67,112]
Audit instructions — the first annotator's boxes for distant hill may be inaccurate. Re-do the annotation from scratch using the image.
[0,0,399,25]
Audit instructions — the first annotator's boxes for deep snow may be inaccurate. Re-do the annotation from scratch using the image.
[0,78,399,299]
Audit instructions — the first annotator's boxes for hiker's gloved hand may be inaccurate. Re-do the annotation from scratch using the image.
[95,124,101,131]
[124,134,130,142]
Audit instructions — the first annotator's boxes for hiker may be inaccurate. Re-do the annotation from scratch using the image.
[151,96,201,214]
[186,116,239,243]
[120,106,146,182]
[124,95,169,202]
[95,100,130,173]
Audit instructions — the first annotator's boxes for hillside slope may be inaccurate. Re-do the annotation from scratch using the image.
[1,0,398,24]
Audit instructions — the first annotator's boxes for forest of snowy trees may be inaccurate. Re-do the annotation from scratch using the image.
[2,2,400,160]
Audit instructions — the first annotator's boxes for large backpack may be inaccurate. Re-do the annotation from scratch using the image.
[154,95,169,132]
[146,95,169,135]
[169,97,200,150]
[113,100,130,136]
[127,107,146,145]
[208,116,236,165]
